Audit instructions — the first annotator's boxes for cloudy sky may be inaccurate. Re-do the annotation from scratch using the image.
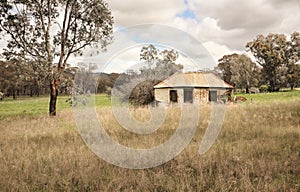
[94,0,300,72]
[1,0,300,73]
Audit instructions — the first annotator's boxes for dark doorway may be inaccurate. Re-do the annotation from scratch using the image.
[209,90,217,102]
[170,90,178,103]
[184,89,193,103]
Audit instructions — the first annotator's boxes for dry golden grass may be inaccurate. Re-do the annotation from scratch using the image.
[97,106,183,149]
[0,99,300,191]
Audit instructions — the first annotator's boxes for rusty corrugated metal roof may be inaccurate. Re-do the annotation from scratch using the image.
[154,72,234,89]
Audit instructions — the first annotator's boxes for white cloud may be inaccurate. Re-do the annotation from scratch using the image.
[1,0,300,72]
[191,0,281,30]
[107,0,187,26]
[89,0,300,72]
[76,24,216,73]
[202,41,238,63]
[188,0,300,50]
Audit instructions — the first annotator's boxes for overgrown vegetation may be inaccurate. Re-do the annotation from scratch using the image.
[0,92,299,191]
[113,44,183,106]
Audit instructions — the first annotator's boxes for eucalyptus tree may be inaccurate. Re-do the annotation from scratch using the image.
[140,44,158,69]
[0,0,113,115]
[217,54,234,85]
[246,34,289,91]
[218,53,259,93]
[289,32,300,89]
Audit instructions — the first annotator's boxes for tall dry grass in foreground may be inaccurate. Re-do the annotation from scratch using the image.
[0,100,299,191]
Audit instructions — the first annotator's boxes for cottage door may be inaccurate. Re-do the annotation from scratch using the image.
[184,89,193,103]
[170,90,178,102]
[209,91,217,102]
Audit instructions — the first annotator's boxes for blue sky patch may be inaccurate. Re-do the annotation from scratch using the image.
[182,9,197,19]
[178,0,197,20]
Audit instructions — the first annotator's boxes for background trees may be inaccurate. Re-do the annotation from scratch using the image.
[140,44,158,68]
[246,33,300,91]
[289,32,300,89]
[246,34,287,91]
[0,0,113,115]
[0,61,20,99]
[0,60,76,99]
[217,32,300,93]
[217,54,259,93]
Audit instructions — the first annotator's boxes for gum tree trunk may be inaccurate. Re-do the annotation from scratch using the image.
[49,78,59,116]
[246,86,249,94]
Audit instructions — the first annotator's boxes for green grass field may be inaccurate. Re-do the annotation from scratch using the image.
[0,91,299,191]
[1,91,298,120]
[233,90,300,103]
[0,94,111,120]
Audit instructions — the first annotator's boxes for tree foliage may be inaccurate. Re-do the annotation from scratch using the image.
[0,0,113,115]
[140,44,158,68]
[246,33,300,91]
[0,60,20,99]
[288,32,300,89]
[139,45,182,78]
[0,60,77,99]
[218,54,259,93]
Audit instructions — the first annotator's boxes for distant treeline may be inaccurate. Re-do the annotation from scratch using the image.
[0,60,121,99]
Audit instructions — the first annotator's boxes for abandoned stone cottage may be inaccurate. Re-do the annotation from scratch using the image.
[154,72,234,104]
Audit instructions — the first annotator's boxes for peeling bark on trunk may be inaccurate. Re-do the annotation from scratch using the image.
[49,78,59,116]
